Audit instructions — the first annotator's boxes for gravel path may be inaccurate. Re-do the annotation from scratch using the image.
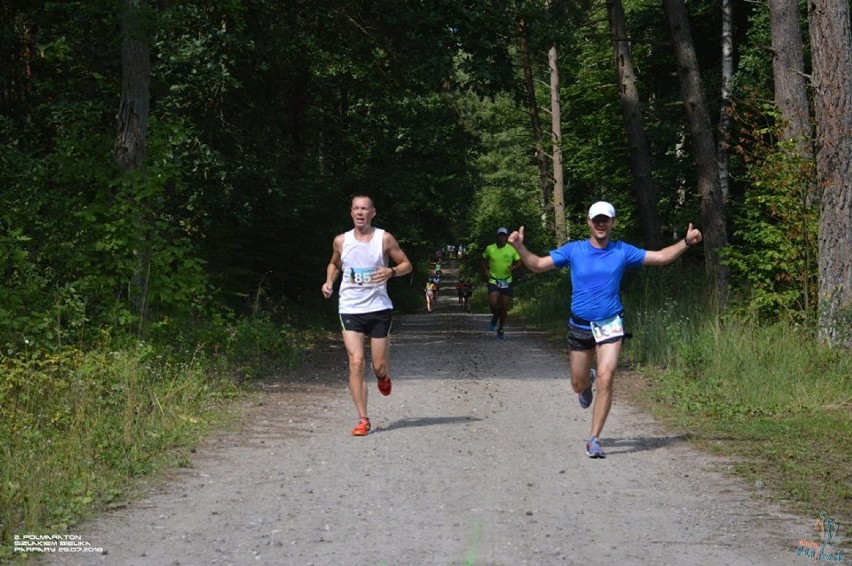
[45,265,814,565]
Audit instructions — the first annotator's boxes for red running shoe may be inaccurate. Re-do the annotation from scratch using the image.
[377,375,392,396]
[352,417,371,436]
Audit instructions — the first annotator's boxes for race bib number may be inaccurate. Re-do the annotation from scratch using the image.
[590,315,624,343]
[347,267,380,286]
[494,278,509,289]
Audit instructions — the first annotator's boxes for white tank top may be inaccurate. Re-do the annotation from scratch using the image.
[338,228,393,314]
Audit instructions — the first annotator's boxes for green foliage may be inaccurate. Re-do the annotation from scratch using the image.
[0,307,315,556]
[0,0,820,353]
[198,313,316,381]
[625,274,706,369]
[617,270,849,519]
[3,0,512,353]
[731,0,789,98]
[559,1,633,222]
[0,345,238,553]
[648,319,845,418]
[0,103,215,350]
[511,270,572,336]
[723,99,818,322]
[455,89,544,259]
[640,315,850,519]
[0,103,118,350]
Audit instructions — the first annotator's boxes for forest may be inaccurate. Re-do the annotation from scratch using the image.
[1,0,850,546]
[2,0,851,350]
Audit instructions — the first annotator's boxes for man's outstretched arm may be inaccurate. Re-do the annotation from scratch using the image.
[508,227,556,273]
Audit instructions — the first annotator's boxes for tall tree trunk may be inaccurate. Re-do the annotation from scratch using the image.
[115,0,150,172]
[769,0,817,314]
[809,0,852,347]
[607,0,662,249]
[718,0,733,201]
[115,0,152,334]
[769,0,815,182]
[2,8,36,110]
[519,18,555,239]
[549,44,568,245]
[663,0,729,306]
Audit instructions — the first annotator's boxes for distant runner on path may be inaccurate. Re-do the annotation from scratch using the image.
[425,279,438,313]
[321,195,412,436]
[481,227,522,340]
[460,278,473,313]
[508,201,702,458]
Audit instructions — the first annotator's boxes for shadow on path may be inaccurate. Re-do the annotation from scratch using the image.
[603,434,687,455]
[379,415,482,432]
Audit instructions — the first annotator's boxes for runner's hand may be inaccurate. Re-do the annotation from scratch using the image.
[508,227,524,246]
[685,223,703,246]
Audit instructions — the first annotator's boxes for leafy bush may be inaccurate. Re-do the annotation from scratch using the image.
[724,99,818,323]
[0,344,238,555]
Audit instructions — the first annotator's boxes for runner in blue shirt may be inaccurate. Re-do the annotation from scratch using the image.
[508,201,703,458]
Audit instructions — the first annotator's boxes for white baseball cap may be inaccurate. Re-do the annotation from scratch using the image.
[496,227,509,235]
[588,201,616,219]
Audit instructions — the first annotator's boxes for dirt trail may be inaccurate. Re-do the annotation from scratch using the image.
[45,261,813,565]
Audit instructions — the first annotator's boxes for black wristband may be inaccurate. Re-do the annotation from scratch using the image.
[390,267,396,278]
[684,236,690,247]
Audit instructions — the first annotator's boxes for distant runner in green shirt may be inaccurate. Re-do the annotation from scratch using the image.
[481,227,522,339]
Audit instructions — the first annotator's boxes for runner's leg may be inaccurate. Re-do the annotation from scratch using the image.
[488,290,500,326]
[370,336,390,379]
[498,293,511,329]
[590,340,621,438]
[569,349,596,393]
[342,330,368,418]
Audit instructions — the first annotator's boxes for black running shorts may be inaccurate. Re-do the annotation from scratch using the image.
[567,323,622,351]
[339,309,393,338]
[486,282,514,297]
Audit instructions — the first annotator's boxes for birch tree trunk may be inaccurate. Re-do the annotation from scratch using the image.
[809,0,852,347]
[519,18,555,239]
[549,44,568,246]
[718,0,733,201]
[607,0,661,249]
[663,0,729,306]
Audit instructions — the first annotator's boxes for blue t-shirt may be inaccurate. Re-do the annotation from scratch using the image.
[549,240,646,324]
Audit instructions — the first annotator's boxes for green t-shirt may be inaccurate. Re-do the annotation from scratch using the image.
[482,243,521,283]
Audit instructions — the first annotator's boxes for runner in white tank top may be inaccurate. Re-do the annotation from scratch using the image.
[338,228,394,314]
[321,196,412,436]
